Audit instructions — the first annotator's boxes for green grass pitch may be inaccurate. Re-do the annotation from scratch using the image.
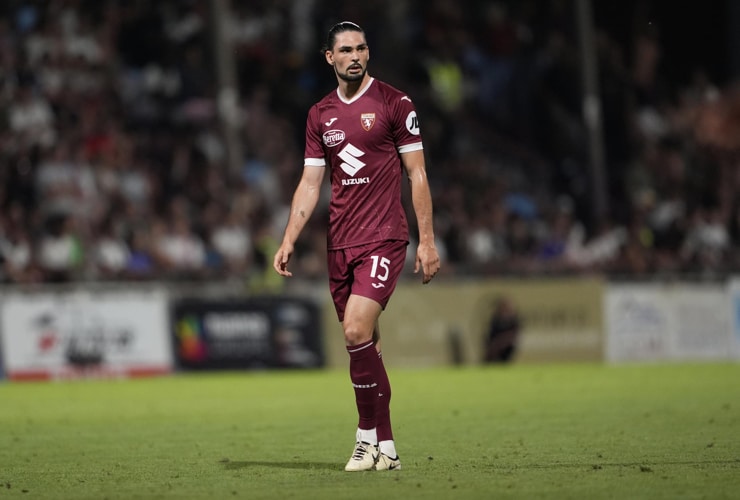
[0,363,738,499]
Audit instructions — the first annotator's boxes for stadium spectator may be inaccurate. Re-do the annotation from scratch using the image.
[36,213,84,282]
[0,204,42,283]
[123,225,158,281]
[152,209,208,280]
[8,83,56,150]
[90,215,131,280]
[208,203,253,276]
[483,295,521,363]
[34,139,98,220]
[680,206,730,273]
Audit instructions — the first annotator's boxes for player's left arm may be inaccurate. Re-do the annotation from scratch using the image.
[401,149,440,284]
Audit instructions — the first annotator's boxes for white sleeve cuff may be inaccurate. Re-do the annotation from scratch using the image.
[398,142,424,154]
[304,158,326,167]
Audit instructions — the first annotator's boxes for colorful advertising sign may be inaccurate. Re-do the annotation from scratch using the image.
[171,297,323,370]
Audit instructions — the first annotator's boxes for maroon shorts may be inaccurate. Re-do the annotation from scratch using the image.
[328,240,408,322]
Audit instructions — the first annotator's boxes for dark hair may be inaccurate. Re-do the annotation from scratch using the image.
[322,21,364,53]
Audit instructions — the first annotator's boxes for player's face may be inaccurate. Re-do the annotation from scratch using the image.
[326,31,369,83]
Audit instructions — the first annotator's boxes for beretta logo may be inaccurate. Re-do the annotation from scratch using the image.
[323,129,345,147]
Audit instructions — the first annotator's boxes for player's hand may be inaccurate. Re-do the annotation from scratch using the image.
[273,243,294,277]
[414,242,440,284]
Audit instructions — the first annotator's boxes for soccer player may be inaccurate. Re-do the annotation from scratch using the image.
[273,21,440,471]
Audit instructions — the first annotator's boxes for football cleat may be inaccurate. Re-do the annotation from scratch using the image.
[344,441,379,471]
[374,453,401,471]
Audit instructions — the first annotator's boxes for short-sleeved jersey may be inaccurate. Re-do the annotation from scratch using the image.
[304,78,423,250]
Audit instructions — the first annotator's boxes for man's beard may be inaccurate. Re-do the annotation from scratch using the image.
[336,66,366,82]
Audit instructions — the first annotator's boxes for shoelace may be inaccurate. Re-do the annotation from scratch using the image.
[351,443,370,460]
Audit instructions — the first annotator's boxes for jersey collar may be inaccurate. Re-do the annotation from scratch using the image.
[336,77,375,105]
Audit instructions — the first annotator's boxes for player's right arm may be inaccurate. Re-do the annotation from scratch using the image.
[273,165,325,277]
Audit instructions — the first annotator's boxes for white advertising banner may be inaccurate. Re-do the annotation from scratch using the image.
[726,278,740,359]
[605,283,735,362]
[0,289,173,380]
[605,285,671,362]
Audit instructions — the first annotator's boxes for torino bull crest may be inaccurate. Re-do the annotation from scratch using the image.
[361,112,375,131]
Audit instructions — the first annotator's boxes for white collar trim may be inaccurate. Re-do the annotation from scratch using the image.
[336,77,374,104]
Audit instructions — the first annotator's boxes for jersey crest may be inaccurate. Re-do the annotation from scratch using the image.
[361,113,376,131]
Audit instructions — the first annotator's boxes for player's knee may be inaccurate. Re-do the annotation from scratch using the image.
[343,322,373,346]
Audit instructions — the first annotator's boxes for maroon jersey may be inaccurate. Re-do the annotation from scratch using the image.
[304,78,423,250]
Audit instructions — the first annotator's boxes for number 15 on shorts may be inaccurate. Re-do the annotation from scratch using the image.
[370,255,390,285]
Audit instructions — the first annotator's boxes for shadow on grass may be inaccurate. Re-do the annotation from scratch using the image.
[491,459,740,471]
[220,459,340,471]
[220,458,740,473]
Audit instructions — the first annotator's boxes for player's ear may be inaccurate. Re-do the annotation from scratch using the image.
[325,50,334,65]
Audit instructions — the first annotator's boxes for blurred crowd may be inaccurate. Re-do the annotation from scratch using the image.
[1,0,739,287]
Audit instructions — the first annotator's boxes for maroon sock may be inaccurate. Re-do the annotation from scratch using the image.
[347,340,378,431]
[375,350,394,442]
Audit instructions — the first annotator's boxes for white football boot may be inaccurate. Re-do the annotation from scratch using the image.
[344,441,379,471]
[374,453,401,471]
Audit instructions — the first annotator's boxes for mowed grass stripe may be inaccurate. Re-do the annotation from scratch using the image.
[0,363,738,499]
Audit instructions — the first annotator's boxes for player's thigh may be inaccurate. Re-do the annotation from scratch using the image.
[350,239,407,309]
